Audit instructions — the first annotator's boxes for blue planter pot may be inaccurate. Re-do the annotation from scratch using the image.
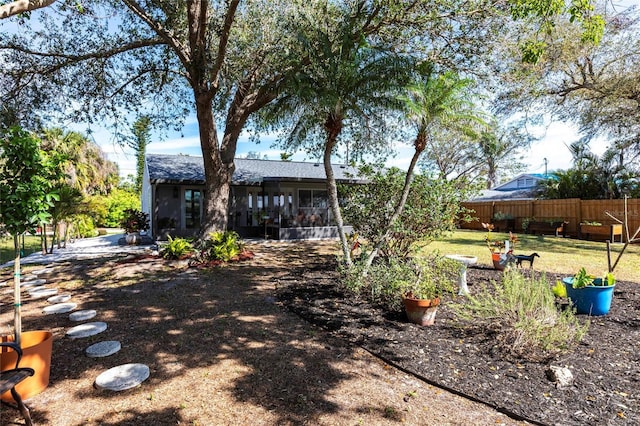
[562,277,615,316]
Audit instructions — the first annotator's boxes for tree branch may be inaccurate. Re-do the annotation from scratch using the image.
[120,0,191,69]
[0,0,57,19]
[1,38,165,62]
[211,0,240,94]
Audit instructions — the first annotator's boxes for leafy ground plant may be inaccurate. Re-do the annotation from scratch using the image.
[160,236,193,260]
[196,231,244,262]
[450,270,588,362]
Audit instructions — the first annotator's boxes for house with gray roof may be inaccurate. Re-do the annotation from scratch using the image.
[142,154,363,240]
[469,173,554,201]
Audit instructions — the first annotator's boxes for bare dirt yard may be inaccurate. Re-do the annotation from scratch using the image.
[1,239,638,425]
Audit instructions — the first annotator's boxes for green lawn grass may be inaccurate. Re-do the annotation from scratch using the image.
[0,235,42,265]
[429,229,640,283]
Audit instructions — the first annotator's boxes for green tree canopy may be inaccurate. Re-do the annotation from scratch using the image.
[40,128,119,195]
[536,141,639,199]
[0,0,604,239]
[0,126,63,235]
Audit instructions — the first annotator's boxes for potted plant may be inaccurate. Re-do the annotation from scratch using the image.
[0,127,60,401]
[120,208,150,244]
[400,254,458,326]
[482,223,517,271]
[562,267,616,316]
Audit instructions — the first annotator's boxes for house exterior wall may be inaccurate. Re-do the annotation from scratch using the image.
[149,180,348,240]
[141,162,153,237]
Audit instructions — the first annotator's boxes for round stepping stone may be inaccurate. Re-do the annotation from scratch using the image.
[29,288,58,299]
[22,279,46,287]
[43,302,77,314]
[32,267,55,275]
[66,322,107,339]
[48,294,72,304]
[85,341,121,358]
[94,363,149,391]
[69,310,97,322]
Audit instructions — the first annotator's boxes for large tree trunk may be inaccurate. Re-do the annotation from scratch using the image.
[0,0,57,19]
[323,113,352,266]
[195,92,232,236]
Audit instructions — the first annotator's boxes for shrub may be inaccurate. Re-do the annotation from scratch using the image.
[161,236,193,260]
[340,167,477,259]
[340,253,459,312]
[450,270,588,362]
[197,231,244,262]
[89,187,140,228]
[72,214,99,238]
[340,257,410,312]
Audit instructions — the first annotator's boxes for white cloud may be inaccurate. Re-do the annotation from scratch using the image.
[526,121,610,173]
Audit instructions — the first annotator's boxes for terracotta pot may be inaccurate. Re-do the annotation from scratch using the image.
[1,330,53,402]
[403,297,440,326]
[491,252,505,271]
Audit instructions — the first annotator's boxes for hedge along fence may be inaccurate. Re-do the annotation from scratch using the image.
[461,198,640,240]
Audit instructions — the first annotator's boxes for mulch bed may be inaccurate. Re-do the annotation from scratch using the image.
[276,259,640,426]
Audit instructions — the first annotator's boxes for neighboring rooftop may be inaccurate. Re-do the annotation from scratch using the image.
[146,154,364,185]
[469,172,557,201]
[492,173,554,192]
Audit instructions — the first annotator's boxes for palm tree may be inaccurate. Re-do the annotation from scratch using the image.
[258,7,417,265]
[360,71,487,270]
[41,128,118,196]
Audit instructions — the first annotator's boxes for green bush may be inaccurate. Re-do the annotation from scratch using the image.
[72,214,99,238]
[119,208,150,233]
[340,253,459,312]
[340,258,409,312]
[89,188,140,228]
[450,270,588,362]
[340,167,476,259]
[197,231,244,262]
[161,236,193,260]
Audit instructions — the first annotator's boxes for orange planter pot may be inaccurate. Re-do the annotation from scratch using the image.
[403,297,440,326]
[491,253,505,271]
[1,330,53,402]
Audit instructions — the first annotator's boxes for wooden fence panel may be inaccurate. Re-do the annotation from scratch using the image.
[581,199,640,238]
[461,198,640,241]
[532,199,581,235]
[461,202,492,229]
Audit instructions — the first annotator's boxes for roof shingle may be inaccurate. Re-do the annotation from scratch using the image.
[146,154,363,185]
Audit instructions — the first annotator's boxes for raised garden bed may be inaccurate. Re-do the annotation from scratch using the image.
[579,223,623,242]
[492,219,516,232]
[526,220,568,237]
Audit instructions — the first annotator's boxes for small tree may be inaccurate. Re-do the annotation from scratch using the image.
[341,167,476,260]
[0,126,60,346]
[128,116,151,196]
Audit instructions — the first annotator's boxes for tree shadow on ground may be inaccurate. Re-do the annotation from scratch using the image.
[0,241,391,425]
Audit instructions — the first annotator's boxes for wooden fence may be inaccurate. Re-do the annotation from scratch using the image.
[461,198,640,241]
